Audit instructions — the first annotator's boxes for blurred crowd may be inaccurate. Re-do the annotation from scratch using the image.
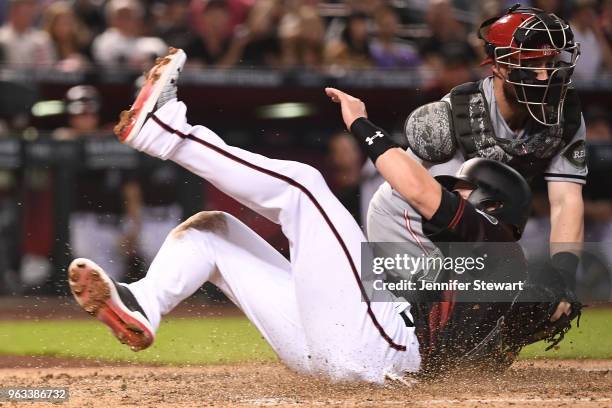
[0,0,611,84]
[0,0,611,293]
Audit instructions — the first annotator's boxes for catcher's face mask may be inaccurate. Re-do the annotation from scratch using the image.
[481,6,580,126]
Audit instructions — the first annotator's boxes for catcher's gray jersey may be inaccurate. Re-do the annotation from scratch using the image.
[426,77,588,183]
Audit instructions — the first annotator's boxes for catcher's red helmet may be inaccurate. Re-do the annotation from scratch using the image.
[478,4,580,126]
[480,12,560,65]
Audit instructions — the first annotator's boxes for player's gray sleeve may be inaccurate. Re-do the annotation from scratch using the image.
[409,148,465,177]
[366,149,464,242]
[367,183,406,242]
[360,161,384,231]
[544,116,588,184]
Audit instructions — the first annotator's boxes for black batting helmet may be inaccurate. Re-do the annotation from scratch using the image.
[436,158,532,239]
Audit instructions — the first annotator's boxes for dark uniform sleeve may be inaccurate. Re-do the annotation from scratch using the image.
[423,188,515,243]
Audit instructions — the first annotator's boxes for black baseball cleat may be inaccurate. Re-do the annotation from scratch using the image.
[68,258,154,351]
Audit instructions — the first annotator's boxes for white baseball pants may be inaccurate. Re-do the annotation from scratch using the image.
[127,100,421,382]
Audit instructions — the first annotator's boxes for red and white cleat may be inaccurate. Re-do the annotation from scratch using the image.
[68,258,154,351]
[114,47,187,143]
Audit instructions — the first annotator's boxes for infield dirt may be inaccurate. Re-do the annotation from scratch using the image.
[0,358,610,407]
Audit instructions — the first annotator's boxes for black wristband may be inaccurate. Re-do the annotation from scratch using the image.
[350,117,400,163]
[551,251,580,291]
[428,188,461,227]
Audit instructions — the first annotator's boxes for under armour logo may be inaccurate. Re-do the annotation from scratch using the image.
[366,131,384,145]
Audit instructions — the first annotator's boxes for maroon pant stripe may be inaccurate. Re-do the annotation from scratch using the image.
[149,113,407,351]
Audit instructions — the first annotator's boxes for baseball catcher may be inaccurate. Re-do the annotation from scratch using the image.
[365,4,586,328]
[67,48,580,383]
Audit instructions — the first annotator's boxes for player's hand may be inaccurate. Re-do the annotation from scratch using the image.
[325,87,368,130]
[550,300,572,322]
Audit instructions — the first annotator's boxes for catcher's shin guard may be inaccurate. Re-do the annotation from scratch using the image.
[68,258,154,351]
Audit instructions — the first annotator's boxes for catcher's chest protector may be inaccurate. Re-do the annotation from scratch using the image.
[449,80,582,180]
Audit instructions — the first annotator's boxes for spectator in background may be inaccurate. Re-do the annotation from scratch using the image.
[469,0,502,63]
[533,0,562,14]
[54,85,143,281]
[240,0,282,67]
[533,0,576,19]
[152,0,192,51]
[189,0,252,33]
[279,4,325,69]
[602,0,612,46]
[43,2,89,71]
[324,11,372,69]
[419,0,476,90]
[421,0,467,60]
[570,0,612,81]
[436,41,478,92]
[326,130,386,229]
[134,157,183,270]
[581,106,612,298]
[370,6,421,69]
[53,85,103,140]
[72,0,107,37]
[419,0,470,68]
[586,106,612,142]
[327,131,362,223]
[0,0,55,66]
[583,106,612,240]
[345,0,386,17]
[92,0,167,68]
[186,0,246,67]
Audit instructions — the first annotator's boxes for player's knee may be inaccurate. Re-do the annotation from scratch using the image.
[170,211,228,239]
